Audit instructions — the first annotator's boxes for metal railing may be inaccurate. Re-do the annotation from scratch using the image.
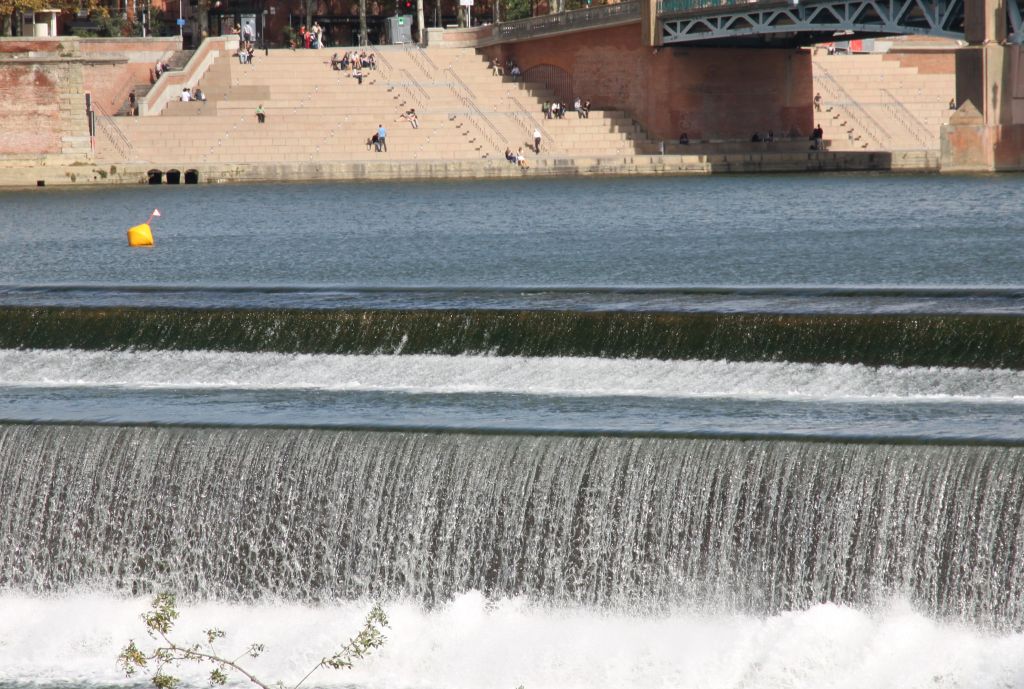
[373,48,430,108]
[403,44,434,80]
[400,68,432,104]
[446,66,476,100]
[370,48,395,80]
[91,105,137,160]
[813,69,891,148]
[444,67,506,154]
[417,47,440,72]
[657,0,761,15]
[507,94,557,150]
[497,0,639,41]
[880,87,935,148]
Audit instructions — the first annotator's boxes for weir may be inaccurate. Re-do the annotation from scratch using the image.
[2,423,1022,628]
[1,306,1023,368]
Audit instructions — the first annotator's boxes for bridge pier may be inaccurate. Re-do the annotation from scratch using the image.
[941,0,1024,170]
[486,24,812,143]
[641,0,659,47]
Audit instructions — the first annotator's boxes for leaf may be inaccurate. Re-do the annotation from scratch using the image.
[153,670,180,689]
[143,593,180,636]
[116,640,147,675]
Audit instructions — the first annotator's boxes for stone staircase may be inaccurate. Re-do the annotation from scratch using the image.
[95,45,656,166]
[812,53,955,151]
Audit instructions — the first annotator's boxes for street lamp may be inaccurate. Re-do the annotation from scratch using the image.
[262,7,269,54]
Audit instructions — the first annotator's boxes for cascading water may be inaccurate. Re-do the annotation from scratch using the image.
[1,306,1023,367]
[5,178,1024,689]
[3,423,1022,629]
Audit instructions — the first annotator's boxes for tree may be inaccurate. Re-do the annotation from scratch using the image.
[501,0,532,21]
[416,0,424,44]
[195,0,209,45]
[358,0,367,45]
[118,593,388,689]
[301,0,316,34]
[0,0,91,36]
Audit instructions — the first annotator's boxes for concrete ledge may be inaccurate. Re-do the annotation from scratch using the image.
[0,151,939,188]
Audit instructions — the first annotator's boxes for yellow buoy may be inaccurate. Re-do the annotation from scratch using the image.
[127,223,154,247]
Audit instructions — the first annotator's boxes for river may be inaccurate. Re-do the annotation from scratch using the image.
[1,174,1022,689]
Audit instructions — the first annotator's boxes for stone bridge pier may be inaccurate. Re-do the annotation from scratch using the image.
[942,0,1024,170]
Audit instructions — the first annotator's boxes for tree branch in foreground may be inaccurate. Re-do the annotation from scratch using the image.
[118,592,388,689]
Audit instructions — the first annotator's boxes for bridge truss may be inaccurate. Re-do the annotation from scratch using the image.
[659,0,971,47]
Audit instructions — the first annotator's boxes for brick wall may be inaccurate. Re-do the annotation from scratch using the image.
[884,50,956,75]
[1,37,182,120]
[484,24,813,140]
[84,62,153,115]
[77,37,181,57]
[0,65,61,154]
[0,36,202,161]
[0,39,61,54]
[0,59,90,160]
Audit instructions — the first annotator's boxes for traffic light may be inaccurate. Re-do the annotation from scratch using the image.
[403,0,412,9]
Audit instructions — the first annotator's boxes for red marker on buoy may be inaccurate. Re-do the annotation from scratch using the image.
[127,209,161,247]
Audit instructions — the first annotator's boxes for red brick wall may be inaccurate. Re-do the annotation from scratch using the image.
[77,37,181,55]
[0,39,61,53]
[0,65,62,154]
[1,37,181,121]
[84,63,153,115]
[484,24,813,140]
[884,50,956,75]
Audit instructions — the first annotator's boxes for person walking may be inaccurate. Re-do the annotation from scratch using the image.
[377,123,387,152]
[533,127,542,154]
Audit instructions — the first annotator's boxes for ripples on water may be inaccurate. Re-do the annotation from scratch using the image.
[2,177,1024,688]
[2,175,1024,286]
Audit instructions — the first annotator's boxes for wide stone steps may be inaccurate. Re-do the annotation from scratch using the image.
[101,45,654,165]
[812,52,953,151]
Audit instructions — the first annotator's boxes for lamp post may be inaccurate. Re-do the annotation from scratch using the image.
[262,7,269,54]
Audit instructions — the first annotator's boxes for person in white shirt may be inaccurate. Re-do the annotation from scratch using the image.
[179,88,191,102]
[533,127,542,154]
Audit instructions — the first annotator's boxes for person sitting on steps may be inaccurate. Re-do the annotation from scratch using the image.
[397,109,419,129]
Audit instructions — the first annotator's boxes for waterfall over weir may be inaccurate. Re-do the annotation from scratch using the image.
[2,306,1024,368]
[3,424,1022,629]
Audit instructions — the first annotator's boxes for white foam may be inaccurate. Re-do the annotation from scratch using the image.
[0,349,1022,403]
[0,592,1021,689]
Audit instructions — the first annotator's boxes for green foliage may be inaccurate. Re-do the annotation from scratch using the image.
[144,592,179,636]
[119,593,388,689]
[148,8,176,37]
[322,605,389,670]
[281,24,297,47]
[69,8,144,38]
[501,0,532,20]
